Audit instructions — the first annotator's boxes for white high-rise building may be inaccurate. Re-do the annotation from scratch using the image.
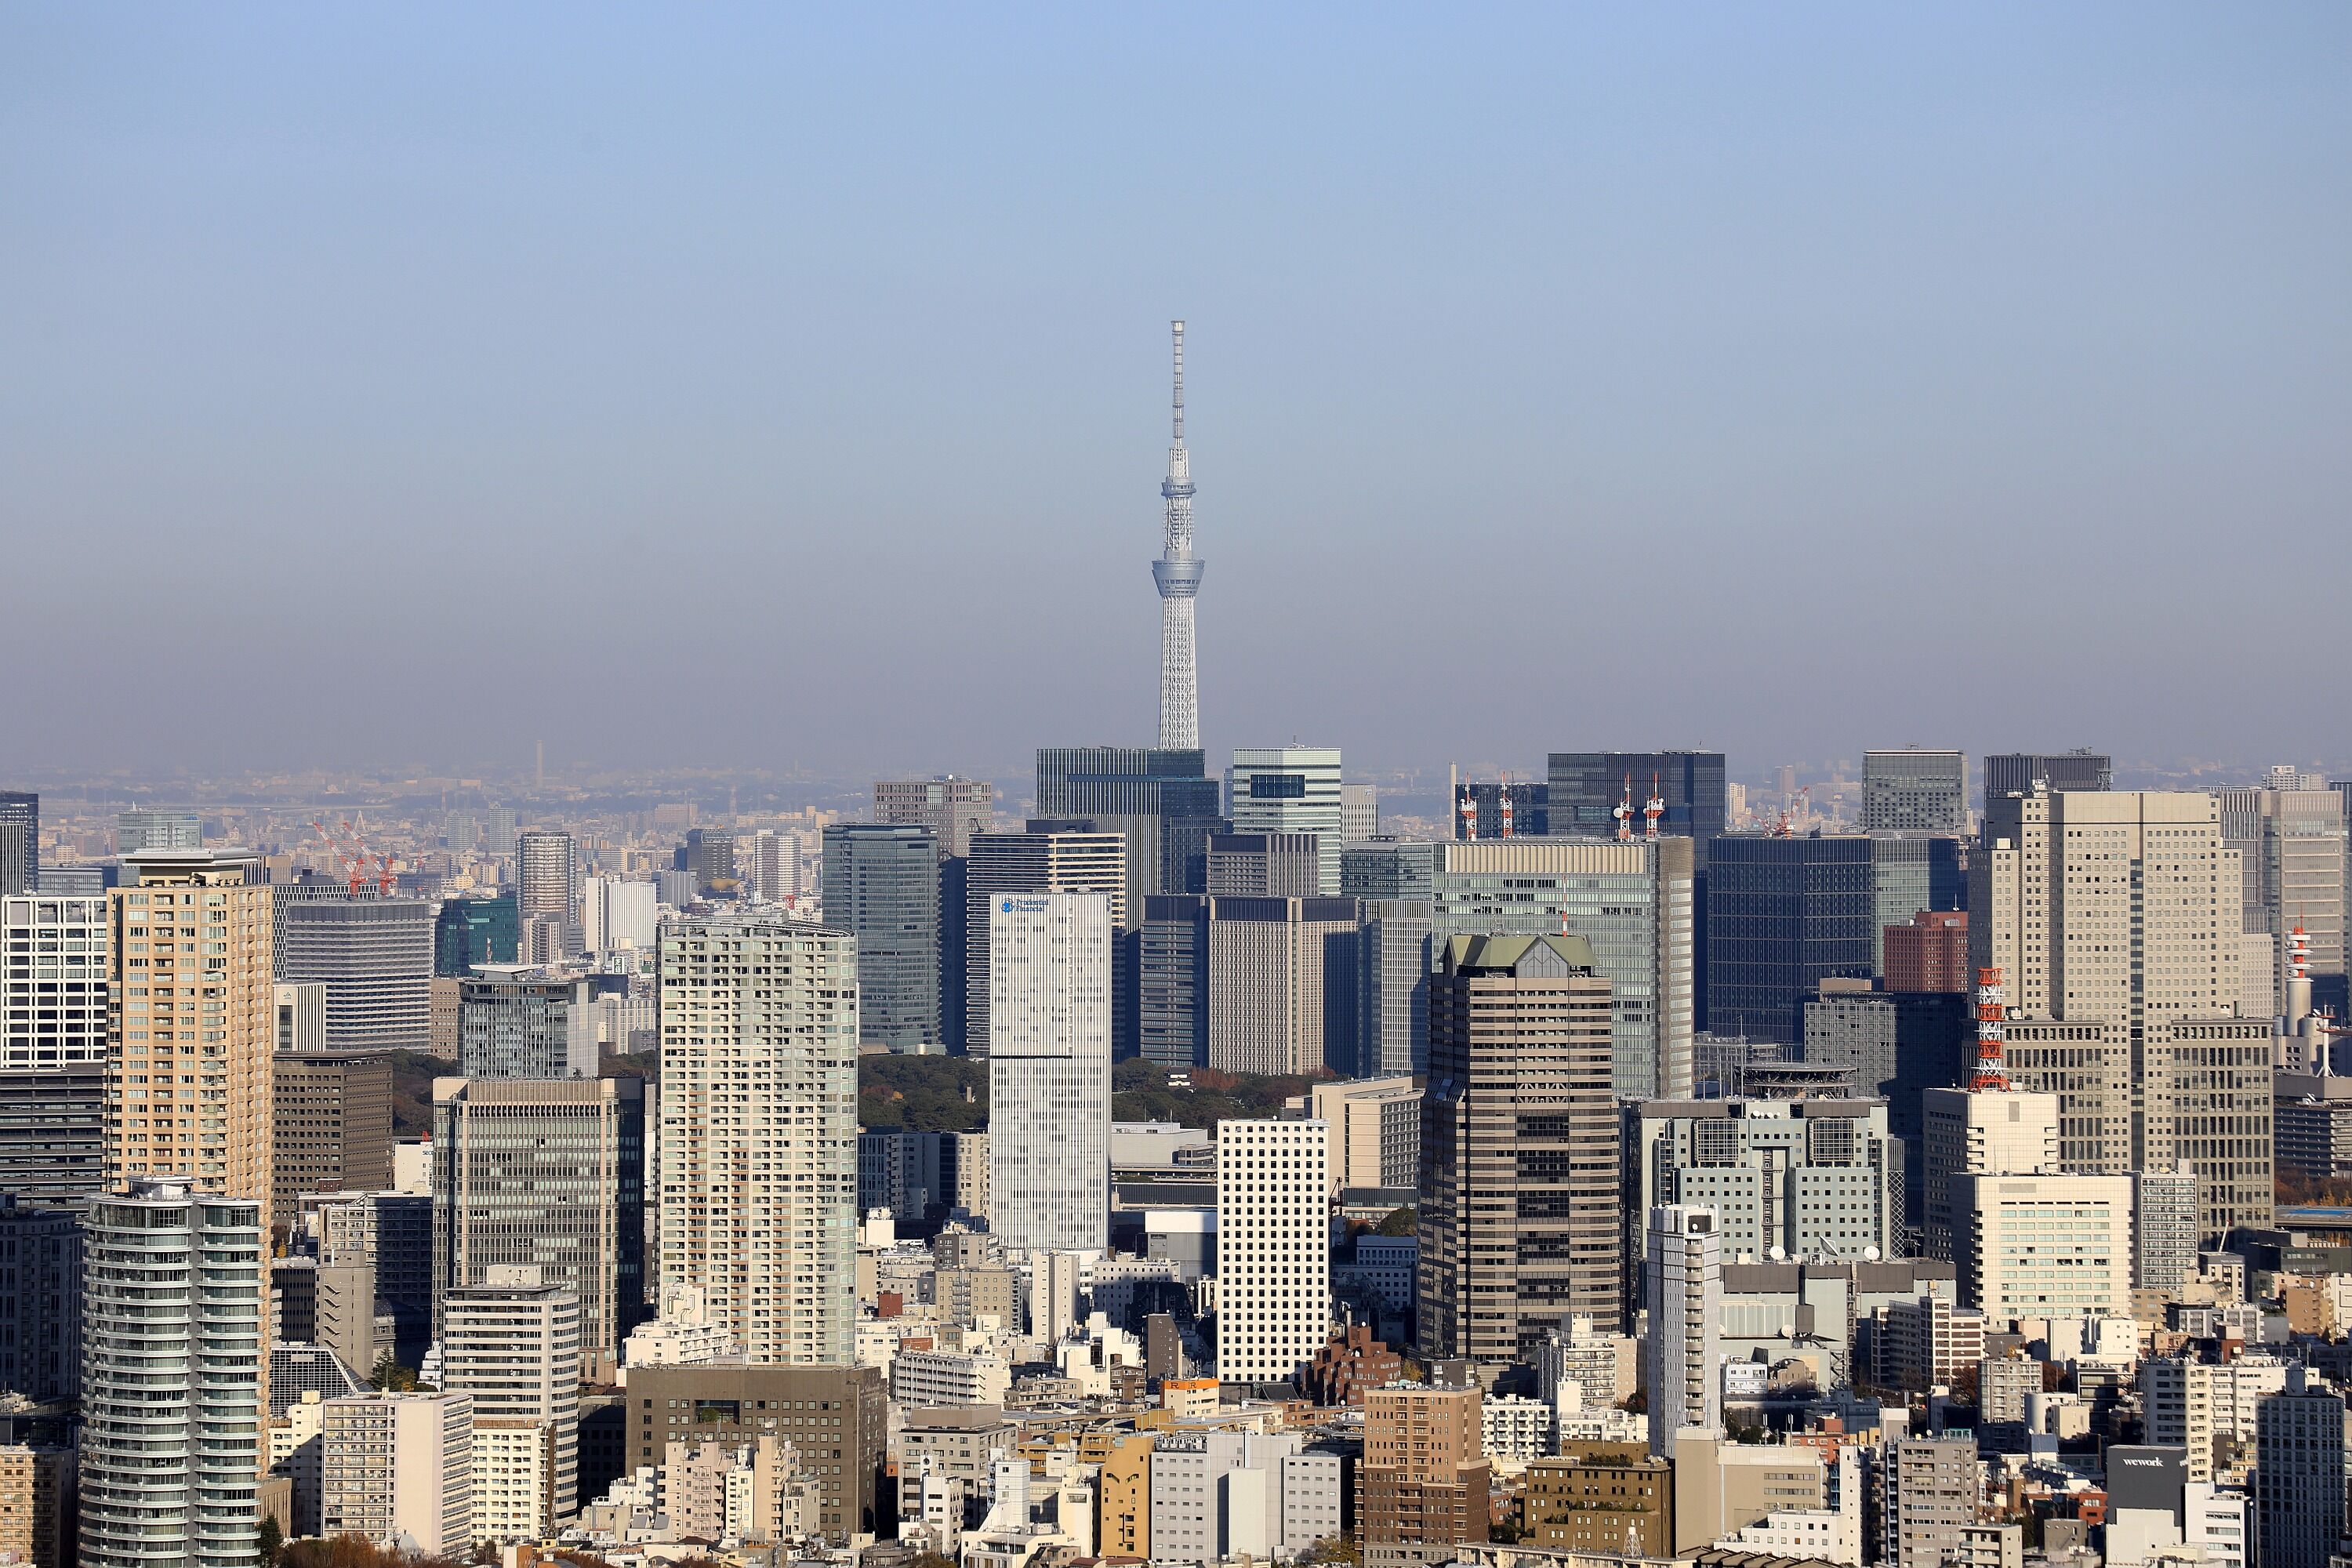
[319,1392,475,1556]
[438,1265,579,1539]
[657,916,858,1365]
[746,829,808,902]
[2219,780,2347,999]
[1645,1204,1722,1458]
[1214,1119,1330,1385]
[1975,789,2272,1237]
[1229,748,1346,895]
[2,893,107,1069]
[79,1175,266,1568]
[581,876,659,952]
[987,893,1112,1253]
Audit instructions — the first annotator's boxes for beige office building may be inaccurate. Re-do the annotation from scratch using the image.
[1917,1087,2060,1260]
[1954,1172,2134,1323]
[1206,896,1359,1076]
[1303,1076,1421,1192]
[1974,790,2271,1237]
[657,916,857,1365]
[107,849,278,1225]
[319,1392,474,1557]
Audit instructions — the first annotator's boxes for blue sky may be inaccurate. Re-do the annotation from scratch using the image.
[2,6,2345,780]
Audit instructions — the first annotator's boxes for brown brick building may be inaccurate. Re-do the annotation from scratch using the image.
[1356,1382,1489,1547]
[1302,1325,1403,1406]
[1523,1443,1672,1557]
[1884,910,1969,993]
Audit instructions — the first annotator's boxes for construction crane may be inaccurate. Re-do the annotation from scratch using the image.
[1773,785,1811,838]
[310,818,394,895]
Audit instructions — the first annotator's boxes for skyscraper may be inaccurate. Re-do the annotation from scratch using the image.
[1644,1204,1722,1457]
[1356,898,1435,1079]
[2,894,108,1201]
[1420,934,1620,1359]
[271,1050,392,1216]
[1229,748,1346,895]
[874,777,995,858]
[458,972,598,1079]
[432,1076,644,1377]
[2219,779,2347,998]
[438,1265,580,1540]
[434,893,518,975]
[79,1175,265,1568]
[1867,834,1965,975]
[106,848,278,1225]
[1154,320,1203,751]
[1037,747,1224,900]
[0,1196,82,1406]
[1137,894,1209,1071]
[822,823,942,1054]
[277,897,435,1054]
[0,791,37,896]
[1704,834,1875,1043]
[515,829,579,950]
[116,809,202,855]
[963,826,1124,1057]
[1204,833,1323,898]
[1205,896,1360,1076]
[657,916,857,1364]
[1429,837,1697,1101]
[1860,749,1968,833]
[1546,753,1726,866]
[1983,750,2111,804]
[1214,1118,1330,1385]
[988,892,1112,1253]
[2256,1368,2352,1568]
[1975,789,2272,1236]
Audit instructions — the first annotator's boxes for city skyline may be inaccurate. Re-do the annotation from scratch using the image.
[4,8,2346,775]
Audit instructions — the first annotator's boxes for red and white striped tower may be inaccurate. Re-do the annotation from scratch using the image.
[1643,772,1664,841]
[1499,782,1515,838]
[1969,966,2009,1091]
[1613,775,1635,841]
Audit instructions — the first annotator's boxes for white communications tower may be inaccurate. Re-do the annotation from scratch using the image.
[1153,320,1203,750]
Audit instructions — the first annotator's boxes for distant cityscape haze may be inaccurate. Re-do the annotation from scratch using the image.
[2,6,2345,776]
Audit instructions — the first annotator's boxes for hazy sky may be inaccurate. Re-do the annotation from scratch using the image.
[4,6,2345,782]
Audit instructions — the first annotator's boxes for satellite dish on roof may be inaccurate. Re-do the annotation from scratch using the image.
[1864,1246,1882,1262]
[1767,1244,1786,1261]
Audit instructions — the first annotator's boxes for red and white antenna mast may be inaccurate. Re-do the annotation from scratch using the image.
[1613,774,1634,841]
[1499,774,1515,838]
[1969,966,2010,1091]
[1459,786,1479,841]
[1643,772,1664,841]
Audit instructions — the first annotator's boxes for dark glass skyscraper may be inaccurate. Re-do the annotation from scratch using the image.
[1035,747,1224,898]
[1983,750,2111,805]
[1137,895,1209,1069]
[0,791,34,896]
[1450,780,1547,839]
[1704,834,1875,1043]
[434,895,520,977]
[1546,752,1726,863]
[822,823,942,1054]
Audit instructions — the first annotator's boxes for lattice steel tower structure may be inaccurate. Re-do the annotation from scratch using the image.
[1152,320,1203,750]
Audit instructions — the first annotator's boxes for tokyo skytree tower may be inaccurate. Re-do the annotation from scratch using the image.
[1152,321,1203,750]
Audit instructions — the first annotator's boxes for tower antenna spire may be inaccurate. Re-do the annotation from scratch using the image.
[1153,320,1203,750]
